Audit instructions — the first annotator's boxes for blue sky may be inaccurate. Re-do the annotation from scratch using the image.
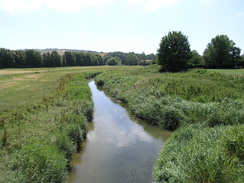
[0,0,243,54]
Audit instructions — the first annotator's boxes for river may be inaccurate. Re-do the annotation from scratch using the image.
[68,81,171,183]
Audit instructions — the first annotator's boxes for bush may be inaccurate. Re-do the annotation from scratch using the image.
[15,141,67,183]
[153,126,244,183]
[221,125,244,161]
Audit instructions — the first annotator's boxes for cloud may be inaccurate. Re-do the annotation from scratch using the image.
[0,0,115,14]
[128,0,178,11]
[0,0,44,14]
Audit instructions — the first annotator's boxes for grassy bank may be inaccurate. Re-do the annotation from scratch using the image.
[0,68,98,182]
[94,65,244,182]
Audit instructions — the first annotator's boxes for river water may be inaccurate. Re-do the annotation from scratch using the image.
[68,81,171,183]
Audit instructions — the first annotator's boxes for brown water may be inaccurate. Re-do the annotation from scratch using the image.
[68,81,172,183]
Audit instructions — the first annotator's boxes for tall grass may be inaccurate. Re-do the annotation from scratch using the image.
[0,72,94,183]
[94,65,244,182]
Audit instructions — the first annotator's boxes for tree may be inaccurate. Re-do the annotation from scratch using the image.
[64,51,76,66]
[50,51,62,67]
[43,52,51,67]
[25,49,43,67]
[188,50,204,68]
[13,51,26,67]
[125,53,140,65]
[106,57,121,65]
[203,35,241,68]
[157,31,191,72]
[0,48,14,68]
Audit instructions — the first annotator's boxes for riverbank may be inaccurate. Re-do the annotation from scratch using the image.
[0,71,94,182]
[94,65,244,182]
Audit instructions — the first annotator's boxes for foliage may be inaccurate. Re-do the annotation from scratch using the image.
[106,51,155,65]
[203,35,241,68]
[15,141,67,183]
[94,65,244,182]
[25,49,43,67]
[125,53,141,65]
[188,50,204,67]
[157,31,191,72]
[153,125,244,183]
[0,48,104,68]
[106,57,121,65]
[0,72,94,182]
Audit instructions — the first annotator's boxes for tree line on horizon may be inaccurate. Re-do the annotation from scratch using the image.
[157,31,244,72]
[1,32,244,70]
[0,49,155,68]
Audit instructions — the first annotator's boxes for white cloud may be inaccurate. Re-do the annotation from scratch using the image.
[127,0,178,11]
[0,0,115,14]
[0,0,44,14]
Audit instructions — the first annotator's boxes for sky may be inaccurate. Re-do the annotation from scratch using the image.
[0,0,243,55]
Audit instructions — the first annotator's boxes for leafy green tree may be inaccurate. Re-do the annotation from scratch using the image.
[188,50,204,67]
[108,52,127,65]
[75,52,84,66]
[25,49,43,67]
[13,51,26,67]
[43,52,51,67]
[96,54,104,65]
[125,53,140,65]
[0,48,14,68]
[157,31,191,72]
[50,51,62,67]
[240,54,244,67]
[203,35,241,68]
[106,57,121,65]
[103,55,112,65]
[64,51,76,66]
[230,44,241,66]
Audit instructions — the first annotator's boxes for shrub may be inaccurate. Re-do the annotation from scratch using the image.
[153,126,244,183]
[221,125,244,161]
[15,141,67,183]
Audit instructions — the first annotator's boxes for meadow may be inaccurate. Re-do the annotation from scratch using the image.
[0,65,243,182]
[95,65,244,182]
[0,66,126,182]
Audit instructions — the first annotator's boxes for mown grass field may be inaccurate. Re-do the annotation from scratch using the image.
[0,65,243,183]
[95,65,244,183]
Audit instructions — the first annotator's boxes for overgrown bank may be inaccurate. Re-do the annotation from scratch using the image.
[95,65,244,182]
[0,73,94,183]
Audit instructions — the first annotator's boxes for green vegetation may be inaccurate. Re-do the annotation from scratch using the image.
[94,65,244,182]
[157,31,192,72]
[0,67,98,182]
[203,35,242,68]
[106,57,121,65]
[0,48,156,68]
[1,65,243,182]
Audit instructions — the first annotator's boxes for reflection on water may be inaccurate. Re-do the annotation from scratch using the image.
[68,81,172,183]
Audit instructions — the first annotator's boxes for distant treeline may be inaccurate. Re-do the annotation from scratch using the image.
[0,48,156,68]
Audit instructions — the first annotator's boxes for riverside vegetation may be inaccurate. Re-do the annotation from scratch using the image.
[0,67,111,183]
[0,65,243,182]
[95,65,244,183]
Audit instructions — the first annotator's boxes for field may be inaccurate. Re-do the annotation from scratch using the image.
[0,66,128,182]
[0,65,243,182]
[95,65,244,182]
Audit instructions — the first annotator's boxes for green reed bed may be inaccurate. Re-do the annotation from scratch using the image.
[94,65,244,182]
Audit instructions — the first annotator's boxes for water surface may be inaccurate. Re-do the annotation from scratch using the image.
[69,81,171,183]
